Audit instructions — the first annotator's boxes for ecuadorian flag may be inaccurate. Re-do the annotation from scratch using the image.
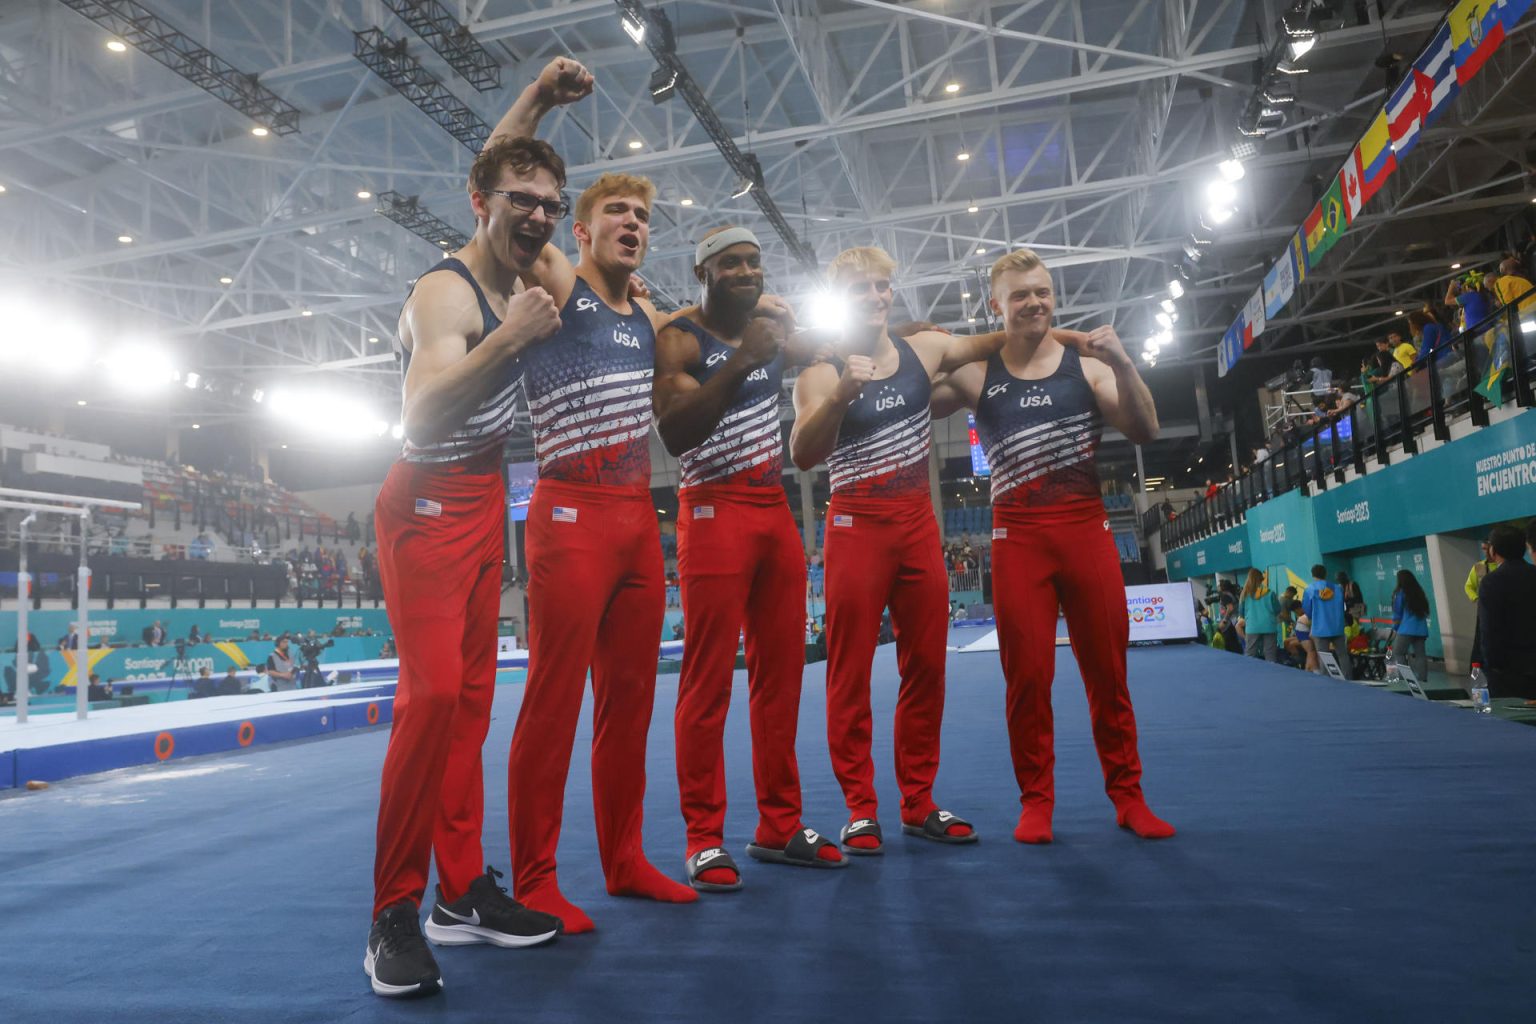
[1449,0,1506,84]
[1356,110,1395,206]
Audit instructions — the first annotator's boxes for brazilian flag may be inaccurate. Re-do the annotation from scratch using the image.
[1474,320,1511,407]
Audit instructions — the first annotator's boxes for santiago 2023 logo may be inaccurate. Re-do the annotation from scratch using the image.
[1126,596,1166,624]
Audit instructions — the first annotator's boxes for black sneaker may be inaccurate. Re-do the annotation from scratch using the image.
[364,901,443,998]
[424,865,562,948]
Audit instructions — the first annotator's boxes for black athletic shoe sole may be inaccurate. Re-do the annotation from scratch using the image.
[424,917,559,948]
[363,946,443,998]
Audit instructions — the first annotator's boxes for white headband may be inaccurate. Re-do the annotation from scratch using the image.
[694,227,761,267]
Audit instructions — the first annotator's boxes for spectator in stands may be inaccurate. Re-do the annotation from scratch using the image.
[1309,357,1334,402]
[144,621,166,646]
[191,666,217,699]
[1477,524,1536,698]
[1389,329,1418,372]
[671,620,685,642]
[1465,539,1496,664]
[953,603,968,623]
[1203,478,1219,501]
[58,624,80,650]
[380,638,396,659]
[347,512,361,543]
[1400,323,1419,373]
[1237,569,1280,663]
[1302,564,1350,678]
[187,624,202,645]
[1389,569,1431,684]
[265,637,297,691]
[1446,270,1492,334]
[1369,336,1397,377]
[86,672,112,702]
[219,667,243,696]
[1407,312,1445,366]
[1492,256,1536,314]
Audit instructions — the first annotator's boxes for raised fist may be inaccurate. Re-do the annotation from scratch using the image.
[739,316,784,368]
[496,286,561,350]
[835,354,876,404]
[536,57,594,107]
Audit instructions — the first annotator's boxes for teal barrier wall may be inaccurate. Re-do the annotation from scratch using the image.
[1344,541,1442,657]
[1165,523,1249,580]
[1313,412,1536,551]
[2,607,392,648]
[25,636,388,691]
[1245,490,1325,593]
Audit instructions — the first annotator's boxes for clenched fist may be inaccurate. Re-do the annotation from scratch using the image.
[536,57,594,107]
[835,354,875,404]
[739,316,784,368]
[754,293,796,329]
[492,286,561,352]
[1059,325,1131,369]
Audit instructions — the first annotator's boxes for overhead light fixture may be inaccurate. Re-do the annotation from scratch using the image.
[218,275,233,285]
[1160,298,1176,313]
[106,39,127,52]
[368,335,380,344]
[730,176,756,199]
[967,317,977,323]
[251,389,264,403]
[957,151,970,162]
[1155,311,1174,329]
[649,65,678,103]
[0,184,7,194]
[1394,309,1403,316]
[1168,279,1185,299]
[356,189,372,199]
[961,291,972,299]
[975,246,986,255]
[1141,349,1156,364]
[944,81,961,93]
[1205,179,1237,206]
[621,15,646,45]
[251,126,269,137]
[1287,35,1316,60]
[117,234,133,244]
[1262,82,1297,106]
[1203,205,1236,227]
[192,423,201,430]
[1217,159,1245,182]
[1256,107,1287,131]
[627,139,643,150]
[438,239,451,247]
[1276,58,1310,75]
[300,308,313,317]
[1451,262,1461,269]
[390,423,404,440]
[184,372,200,389]
[77,399,88,406]
[804,289,849,331]
[967,204,979,213]
[679,198,694,207]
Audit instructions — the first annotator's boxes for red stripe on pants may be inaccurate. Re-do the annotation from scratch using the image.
[822,494,948,821]
[990,501,1144,813]
[508,480,664,897]
[373,454,505,916]
[675,486,807,854]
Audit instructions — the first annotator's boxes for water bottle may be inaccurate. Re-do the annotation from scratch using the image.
[1383,651,1402,684]
[1469,664,1491,714]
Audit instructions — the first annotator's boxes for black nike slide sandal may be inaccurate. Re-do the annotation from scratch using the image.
[744,828,849,869]
[901,809,979,844]
[685,847,744,893]
[838,818,884,856]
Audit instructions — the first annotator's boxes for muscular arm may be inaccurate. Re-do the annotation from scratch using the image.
[653,324,759,456]
[790,363,852,471]
[1085,355,1159,445]
[484,57,593,147]
[929,361,986,420]
[399,275,525,447]
[520,244,579,309]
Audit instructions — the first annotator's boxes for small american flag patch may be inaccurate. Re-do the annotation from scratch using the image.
[552,506,578,523]
[993,527,1007,540]
[693,506,714,519]
[832,514,853,528]
[414,498,442,518]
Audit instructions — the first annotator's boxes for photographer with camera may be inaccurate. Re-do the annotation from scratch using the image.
[299,636,334,689]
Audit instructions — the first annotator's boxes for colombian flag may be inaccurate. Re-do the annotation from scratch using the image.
[1449,0,1506,84]
[1356,110,1395,205]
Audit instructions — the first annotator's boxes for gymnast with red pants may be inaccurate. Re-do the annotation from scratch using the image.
[654,226,844,890]
[932,247,1175,843]
[505,174,699,934]
[790,246,1006,853]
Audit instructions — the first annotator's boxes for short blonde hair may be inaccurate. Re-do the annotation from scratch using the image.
[827,246,897,283]
[575,172,656,223]
[989,248,1047,292]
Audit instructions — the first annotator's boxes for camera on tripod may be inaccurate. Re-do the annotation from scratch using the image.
[298,638,334,688]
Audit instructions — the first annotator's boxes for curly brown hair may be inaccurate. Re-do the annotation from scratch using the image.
[469,136,567,196]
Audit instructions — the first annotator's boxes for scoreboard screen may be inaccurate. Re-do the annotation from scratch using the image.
[967,413,991,478]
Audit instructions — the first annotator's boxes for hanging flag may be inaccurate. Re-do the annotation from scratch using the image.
[1501,0,1534,33]
[1357,110,1396,205]
[1474,321,1512,406]
[1242,288,1266,348]
[1390,24,1458,158]
[1449,0,1506,84]
[1218,321,1243,377]
[1263,252,1294,320]
[1340,152,1365,222]
[1289,230,1308,287]
[1303,176,1348,270]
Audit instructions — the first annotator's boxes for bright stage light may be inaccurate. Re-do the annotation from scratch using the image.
[804,290,850,333]
[621,16,646,45]
[99,339,179,392]
[1217,159,1245,182]
[1160,298,1176,313]
[267,388,394,442]
[1167,279,1185,299]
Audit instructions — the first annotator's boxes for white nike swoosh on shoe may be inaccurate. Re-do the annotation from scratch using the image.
[437,906,480,926]
[696,849,725,865]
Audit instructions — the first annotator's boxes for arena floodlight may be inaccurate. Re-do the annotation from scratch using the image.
[101,340,178,392]
[1167,279,1185,299]
[805,290,850,333]
[621,15,645,45]
[1287,35,1315,60]
[183,371,200,389]
[1155,311,1174,330]
[649,65,678,103]
[1160,298,1176,314]
[1217,159,1245,182]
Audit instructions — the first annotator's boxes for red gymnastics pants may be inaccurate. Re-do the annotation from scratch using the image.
[675,485,807,855]
[507,480,665,898]
[372,452,505,917]
[822,494,948,822]
[990,501,1144,814]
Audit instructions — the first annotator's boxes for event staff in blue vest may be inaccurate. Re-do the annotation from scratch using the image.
[653,226,845,889]
[930,248,1174,844]
[1302,565,1351,678]
[791,246,1007,854]
[365,58,596,1000]
[499,95,697,935]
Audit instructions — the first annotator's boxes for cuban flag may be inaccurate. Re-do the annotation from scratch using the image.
[1388,25,1458,158]
[832,514,853,528]
[414,497,442,518]
[1449,0,1506,84]
[552,506,578,523]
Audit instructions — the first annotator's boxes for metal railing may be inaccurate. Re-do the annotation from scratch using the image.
[1162,286,1535,552]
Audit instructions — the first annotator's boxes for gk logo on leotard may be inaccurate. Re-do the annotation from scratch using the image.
[705,351,729,367]
[875,395,906,411]
[613,329,640,348]
[575,296,601,313]
[985,383,1009,399]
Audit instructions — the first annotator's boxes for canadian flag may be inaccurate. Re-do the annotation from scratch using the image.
[1339,152,1364,224]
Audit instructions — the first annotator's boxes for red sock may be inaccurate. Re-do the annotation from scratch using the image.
[1013,806,1053,844]
[519,885,595,934]
[607,858,700,903]
[902,809,973,838]
[756,827,845,862]
[696,867,738,885]
[844,834,880,850]
[1116,801,1176,839]
[817,844,844,863]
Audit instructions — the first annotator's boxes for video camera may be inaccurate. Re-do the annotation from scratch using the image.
[298,637,334,688]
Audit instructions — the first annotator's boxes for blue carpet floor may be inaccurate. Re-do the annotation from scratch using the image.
[1,641,1533,1023]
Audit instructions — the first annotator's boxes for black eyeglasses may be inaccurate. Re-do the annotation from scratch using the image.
[482,189,570,219]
